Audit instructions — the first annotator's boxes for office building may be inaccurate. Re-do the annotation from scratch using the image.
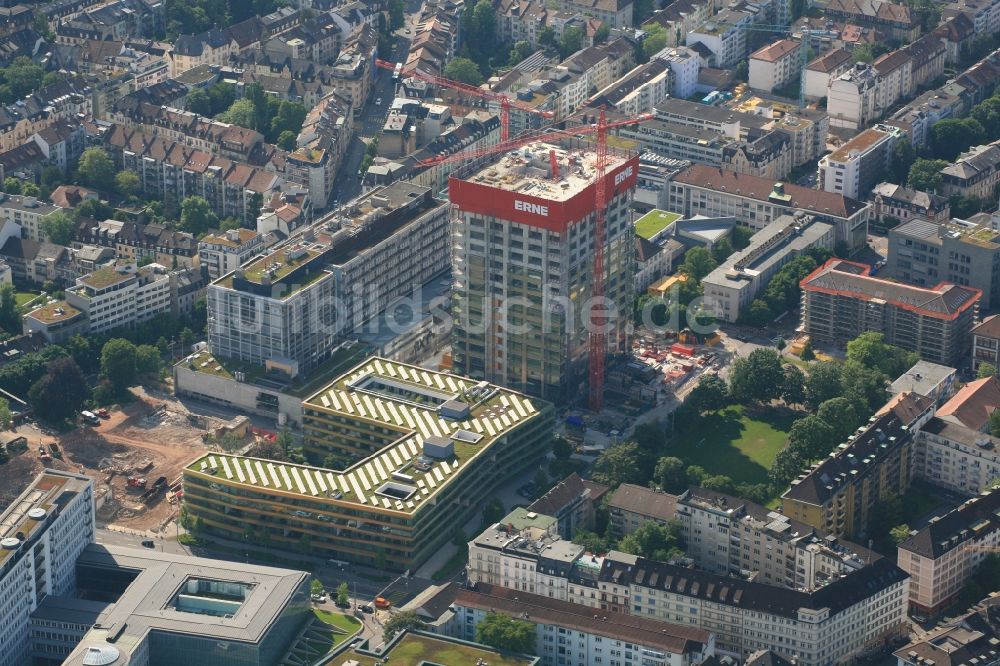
[915,416,1000,495]
[48,545,310,665]
[667,165,871,251]
[886,217,1000,310]
[0,471,94,666]
[897,489,1000,616]
[182,357,554,570]
[599,552,909,665]
[607,483,678,537]
[451,583,715,666]
[449,141,638,402]
[972,314,1000,372]
[652,46,701,99]
[800,259,981,366]
[701,214,834,322]
[782,402,932,538]
[817,126,901,200]
[207,182,448,374]
[64,263,172,335]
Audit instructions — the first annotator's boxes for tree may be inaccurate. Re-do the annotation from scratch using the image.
[180,327,195,351]
[781,365,806,407]
[179,196,218,236]
[186,88,212,116]
[552,437,573,460]
[890,524,912,545]
[559,26,584,58]
[74,198,113,221]
[0,283,18,334]
[482,497,505,526]
[539,27,557,50]
[816,396,860,443]
[841,359,890,414]
[742,299,772,328]
[679,247,718,281]
[389,0,405,28]
[788,415,837,460]
[728,348,784,404]
[989,408,1000,438]
[2,176,20,194]
[800,340,815,361]
[268,100,307,143]
[29,356,88,422]
[135,344,162,376]
[688,374,728,414]
[591,442,651,487]
[978,363,997,378]
[207,82,236,115]
[444,57,484,85]
[476,612,536,653]
[805,361,843,408]
[277,130,297,151]
[336,582,350,607]
[734,60,749,81]
[846,332,915,378]
[655,456,687,493]
[0,397,12,430]
[770,446,805,486]
[889,138,915,184]
[37,209,74,246]
[219,98,257,129]
[594,23,610,44]
[115,170,140,198]
[711,237,734,264]
[731,225,753,250]
[642,24,667,61]
[509,41,534,64]
[76,148,114,189]
[384,610,426,640]
[310,578,323,596]
[907,158,949,192]
[618,520,683,561]
[101,338,138,394]
[930,118,986,161]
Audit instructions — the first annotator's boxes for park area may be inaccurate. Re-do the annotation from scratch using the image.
[663,405,796,486]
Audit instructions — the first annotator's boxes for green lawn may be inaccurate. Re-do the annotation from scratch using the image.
[665,405,796,484]
[346,634,534,666]
[15,291,41,307]
[313,609,361,634]
[634,210,681,239]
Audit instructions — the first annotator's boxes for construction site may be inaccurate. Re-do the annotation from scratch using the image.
[0,390,253,533]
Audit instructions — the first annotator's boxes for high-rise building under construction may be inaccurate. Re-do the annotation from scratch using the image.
[450,141,638,402]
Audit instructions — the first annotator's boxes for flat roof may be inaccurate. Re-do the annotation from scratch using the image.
[458,141,629,201]
[344,631,538,666]
[186,357,544,515]
[0,471,90,567]
[826,127,893,162]
[61,544,309,664]
[635,209,681,239]
[79,266,134,290]
[25,300,81,324]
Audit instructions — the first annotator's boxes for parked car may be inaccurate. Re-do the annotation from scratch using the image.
[361,604,375,614]
[97,408,110,419]
[141,539,154,548]
[311,593,327,603]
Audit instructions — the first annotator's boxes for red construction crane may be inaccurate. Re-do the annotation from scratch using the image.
[427,109,653,411]
[375,59,554,142]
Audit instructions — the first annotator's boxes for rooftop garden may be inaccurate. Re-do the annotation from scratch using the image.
[635,210,681,239]
[345,633,535,666]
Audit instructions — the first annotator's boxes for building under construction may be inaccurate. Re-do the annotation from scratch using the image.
[449,141,639,403]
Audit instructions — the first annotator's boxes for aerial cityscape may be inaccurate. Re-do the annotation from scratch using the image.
[0,0,997,662]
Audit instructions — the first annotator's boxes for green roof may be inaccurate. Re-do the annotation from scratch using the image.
[635,210,681,239]
[346,633,536,666]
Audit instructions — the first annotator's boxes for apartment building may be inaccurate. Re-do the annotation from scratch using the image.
[0,193,60,244]
[599,552,909,665]
[170,28,239,76]
[889,360,958,406]
[824,0,920,41]
[903,33,947,90]
[872,50,914,114]
[555,0,634,27]
[972,315,1000,372]
[208,182,448,373]
[942,0,1000,34]
[183,358,554,569]
[615,118,729,166]
[64,262,172,334]
[828,62,881,129]
[0,471,94,666]
[468,509,584,597]
[872,183,950,226]
[644,0,712,48]
[546,40,636,119]
[897,489,1000,616]
[721,132,793,180]
[652,46,701,99]
[686,6,754,68]
[749,39,801,94]
[896,595,1000,664]
[782,405,930,538]
[330,25,377,117]
[0,77,92,153]
[73,219,198,269]
[451,584,715,666]
[450,142,637,402]
[667,165,871,251]
[588,60,672,116]
[288,91,353,210]
[941,142,1000,200]
[803,48,852,100]
[800,259,981,366]
[607,484,678,537]
[886,217,1000,310]
[676,487,880,591]
[886,89,965,150]
[198,228,265,280]
[818,126,902,200]
[915,417,1000,496]
[701,214,834,322]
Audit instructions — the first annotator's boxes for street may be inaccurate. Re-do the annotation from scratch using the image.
[330,9,420,204]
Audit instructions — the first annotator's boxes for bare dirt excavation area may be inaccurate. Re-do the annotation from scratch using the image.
[1,392,235,533]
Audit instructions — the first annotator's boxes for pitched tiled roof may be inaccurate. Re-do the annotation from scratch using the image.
[972,313,1000,340]
[608,483,678,521]
[751,39,799,63]
[937,376,1000,431]
[806,47,852,73]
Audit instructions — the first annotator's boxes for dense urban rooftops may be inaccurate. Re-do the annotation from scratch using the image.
[186,358,543,515]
